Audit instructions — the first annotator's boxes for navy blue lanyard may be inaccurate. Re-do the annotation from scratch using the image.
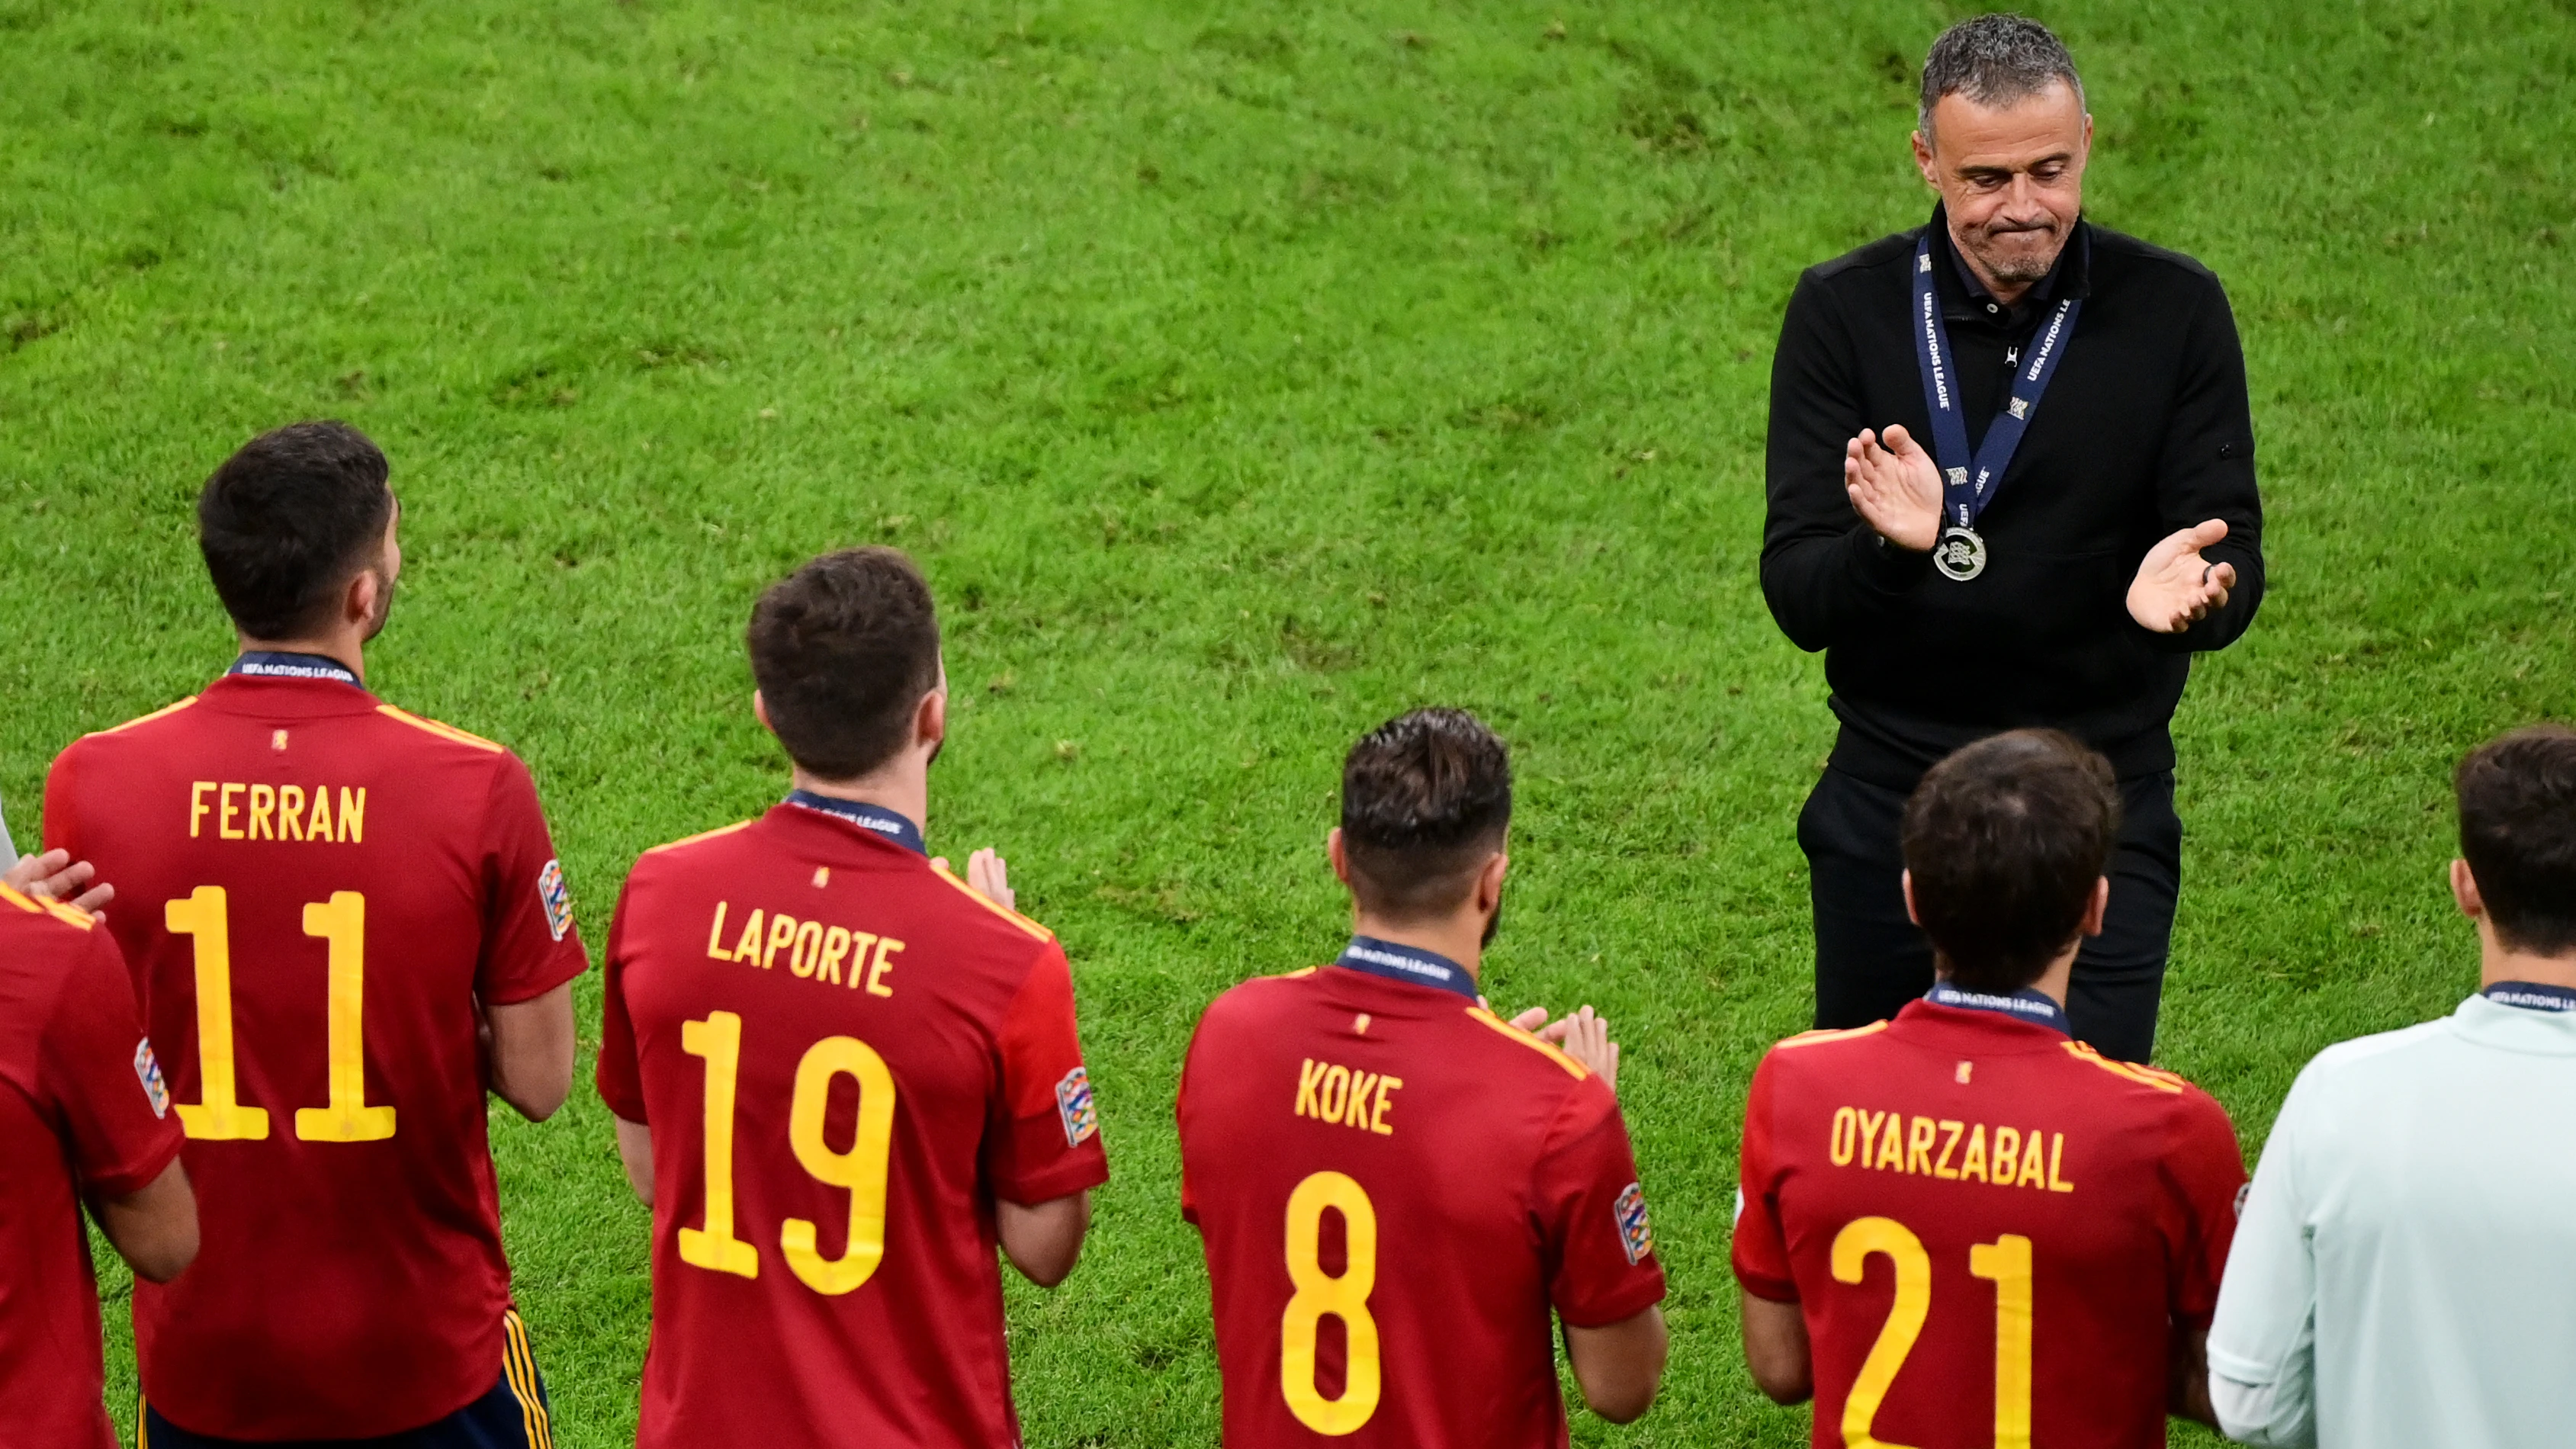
[1910,232,2082,579]
[783,791,925,856]
[1333,935,1478,1001]
[1926,980,2072,1036]
[2482,981,2576,1014]
[228,651,361,686]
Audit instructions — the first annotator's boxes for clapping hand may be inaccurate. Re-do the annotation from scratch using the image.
[2127,520,2237,633]
[5,848,114,916]
[933,848,1014,911]
[1844,425,1943,553]
[1506,1004,1622,1093]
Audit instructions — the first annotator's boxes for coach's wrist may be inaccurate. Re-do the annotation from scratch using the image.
[1852,525,1933,591]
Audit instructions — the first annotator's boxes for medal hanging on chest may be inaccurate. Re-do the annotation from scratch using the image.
[1909,233,2081,582]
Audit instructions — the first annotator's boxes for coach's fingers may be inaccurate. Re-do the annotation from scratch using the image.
[1509,1006,1550,1034]
[66,881,114,915]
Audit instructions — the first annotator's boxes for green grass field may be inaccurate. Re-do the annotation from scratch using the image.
[5,0,2573,1442]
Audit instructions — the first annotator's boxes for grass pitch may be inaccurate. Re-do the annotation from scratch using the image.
[5,0,2573,1443]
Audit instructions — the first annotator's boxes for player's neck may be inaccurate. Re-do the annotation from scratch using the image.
[790,762,928,834]
[234,631,367,685]
[2477,924,2576,991]
[2028,950,2076,1007]
[1348,912,1483,982]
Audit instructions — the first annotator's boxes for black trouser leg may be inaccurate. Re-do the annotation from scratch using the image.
[1800,769,1936,1031]
[1798,766,2181,1063]
[2064,771,2182,1063]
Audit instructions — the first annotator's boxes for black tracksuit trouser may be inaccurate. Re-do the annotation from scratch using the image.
[1797,766,2182,1064]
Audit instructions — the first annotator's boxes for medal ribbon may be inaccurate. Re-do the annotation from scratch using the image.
[228,651,361,686]
[1333,935,1479,1001]
[2481,980,2576,1014]
[1925,979,2073,1036]
[1910,232,2083,535]
[784,790,926,856]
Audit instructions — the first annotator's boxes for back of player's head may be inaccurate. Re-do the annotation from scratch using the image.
[748,546,943,781]
[1339,708,1511,920]
[2456,724,2576,957]
[197,420,394,640]
[1903,729,2120,992]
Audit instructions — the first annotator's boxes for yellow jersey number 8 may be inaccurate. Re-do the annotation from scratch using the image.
[1280,1170,1382,1435]
[677,1010,898,1296]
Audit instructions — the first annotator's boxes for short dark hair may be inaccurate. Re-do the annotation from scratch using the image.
[197,421,394,639]
[1920,14,2085,137]
[2456,724,2576,957]
[1902,730,2120,992]
[747,548,943,780]
[1339,708,1512,920]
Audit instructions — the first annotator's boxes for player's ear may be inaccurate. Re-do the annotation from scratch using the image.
[1475,851,1508,914]
[752,689,774,734]
[344,566,379,628]
[2452,858,2484,920]
[914,685,946,753]
[2080,876,2110,938]
[1326,827,1351,887]
[1900,869,1922,927]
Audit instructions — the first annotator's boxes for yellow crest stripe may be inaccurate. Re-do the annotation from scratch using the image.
[1774,1020,1892,1050]
[1463,1006,1588,1079]
[927,866,1055,941]
[374,704,504,753]
[639,820,755,856]
[2059,1041,2186,1093]
[95,696,198,737]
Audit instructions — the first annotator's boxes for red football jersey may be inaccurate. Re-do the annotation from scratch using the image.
[0,885,184,1449]
[595,799,1111,1449]
[43,668,589,1440]
[1177,946,1666,1449]
[1733,999,2247,1449]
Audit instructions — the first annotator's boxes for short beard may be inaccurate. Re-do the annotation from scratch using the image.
[1966,223,2064,285]
[361,572,396,643]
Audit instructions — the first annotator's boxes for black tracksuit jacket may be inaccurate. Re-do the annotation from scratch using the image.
[1760,205,2265,789]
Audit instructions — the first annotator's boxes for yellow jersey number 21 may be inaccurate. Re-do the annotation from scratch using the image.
[1831,1215,2035,1449]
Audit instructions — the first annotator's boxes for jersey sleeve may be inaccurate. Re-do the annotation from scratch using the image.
[38,924,184,1197]
[39,740,84,863]
[2160,1084,2250,1327]
[980,938,1110,1206]
[1730,1049,1799,1303]
[475,751,589,1005]
[593,881,647,1123]
[2206,1068,2323,1421]
[1534,1079,1666,1329]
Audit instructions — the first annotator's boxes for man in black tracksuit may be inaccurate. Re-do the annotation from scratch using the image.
[1762,16,2263,1062]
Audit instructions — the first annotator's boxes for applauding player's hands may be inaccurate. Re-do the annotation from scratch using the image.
[1844,425,1943,553]
[2127,519,2237,633]
[1506,1004,1622,1092]
[5,848,114,916]
[934,848,1015,911]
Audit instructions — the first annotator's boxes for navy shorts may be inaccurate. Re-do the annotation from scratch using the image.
[140,1311,554,1449]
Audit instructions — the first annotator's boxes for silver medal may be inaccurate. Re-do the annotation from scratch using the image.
[1933,525,1987,582]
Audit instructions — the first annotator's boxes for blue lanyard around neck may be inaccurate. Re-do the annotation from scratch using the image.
[229,651,361,687]
[1910,232,2083,536]
[2482,981,2576,1014]
[1333,935,1478,1001]
[784,791,925,856]
[1926,980,2072,1036]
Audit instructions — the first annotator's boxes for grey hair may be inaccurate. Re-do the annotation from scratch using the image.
[1919,14,2084,140]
